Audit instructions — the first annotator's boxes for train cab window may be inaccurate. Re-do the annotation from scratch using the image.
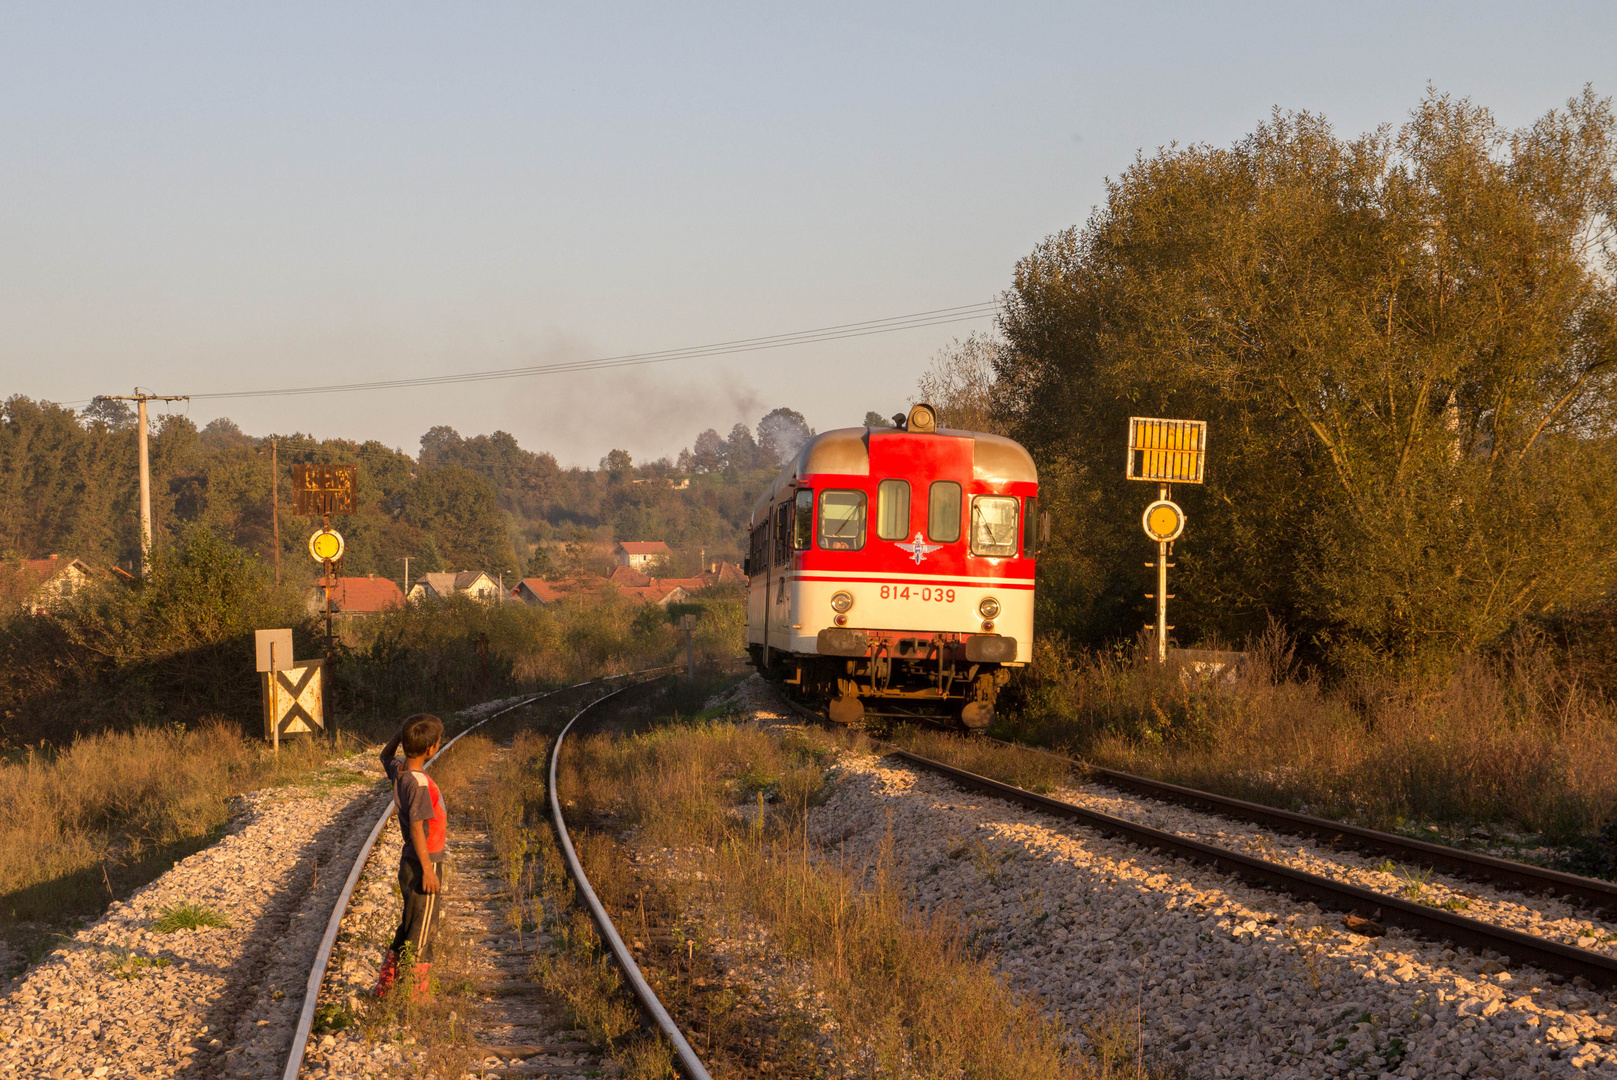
[1022,496,1040,558]
[927,481,962,543]
[792,489,814,549]
[970,495,1020,557]
[875,479,910,541]
[817,489,867,551]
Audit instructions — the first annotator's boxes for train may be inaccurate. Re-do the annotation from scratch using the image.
[744,403,1043,727]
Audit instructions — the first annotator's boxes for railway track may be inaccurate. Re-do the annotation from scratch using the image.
[283,670,712,1080]
[785,698,1617,989]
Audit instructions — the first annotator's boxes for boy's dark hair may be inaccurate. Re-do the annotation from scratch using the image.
[401,714,444,757]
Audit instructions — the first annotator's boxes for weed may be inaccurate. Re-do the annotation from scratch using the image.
[105,948,171,980]
[152,902,230,932]
[1397,865,1434,900]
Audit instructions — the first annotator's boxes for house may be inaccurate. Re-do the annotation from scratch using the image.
[608,565,653,587]
[14,556,95,614]
[306,575,405,618]
[407,571,503,603]
[514,578,576,606]
[615,541,671,571]
[622,583,691,607]
[708,561,746,587]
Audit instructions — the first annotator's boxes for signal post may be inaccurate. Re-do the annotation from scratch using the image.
[295,463,357,735]
[1126,418,1207,662]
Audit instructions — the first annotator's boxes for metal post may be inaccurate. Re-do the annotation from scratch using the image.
[271,438,280,585]
[1156,482,1169,663]
[137,398,152,577]
[683,613,695,680]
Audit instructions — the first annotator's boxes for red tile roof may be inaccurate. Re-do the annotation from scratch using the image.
[616,541,671,555]
[609,565,653,586]
[317,575,405,613]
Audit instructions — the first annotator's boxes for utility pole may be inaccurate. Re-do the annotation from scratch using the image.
[109,390,189,577]
[270,438,280,585]
[400,556,412,599]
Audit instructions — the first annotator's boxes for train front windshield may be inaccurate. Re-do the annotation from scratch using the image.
[970,496,1020,556]
[818,490,867,550]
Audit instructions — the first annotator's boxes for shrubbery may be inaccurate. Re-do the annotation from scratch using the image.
[0,525,746,748]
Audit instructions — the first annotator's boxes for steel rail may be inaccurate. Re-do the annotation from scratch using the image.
[1079,763,1617,914]
[549,680,714,1080]
[969,731,1617,913]
[282,674,637,1080]
[889,747,1617,988]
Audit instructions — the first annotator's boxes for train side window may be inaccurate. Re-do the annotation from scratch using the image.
[927,481,961,543]
[817,489,867,551]
[748,522,768,574]
[1022,496,1039,558]
[970,495,1019,557]
[773,501,792,565]
[875,479,910,541]
[793,489,814,549]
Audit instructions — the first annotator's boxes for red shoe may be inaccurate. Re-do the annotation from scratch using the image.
[372,950,398,997]
[412,962,432,996]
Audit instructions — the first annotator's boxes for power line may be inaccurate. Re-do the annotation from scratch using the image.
[186,301,999,401]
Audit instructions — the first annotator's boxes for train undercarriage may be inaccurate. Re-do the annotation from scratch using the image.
[750,628,1015,728]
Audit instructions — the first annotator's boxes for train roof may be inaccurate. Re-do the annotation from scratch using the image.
[751,426,1037,521]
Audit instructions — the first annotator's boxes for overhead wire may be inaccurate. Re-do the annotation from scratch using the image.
[186,301,999,401]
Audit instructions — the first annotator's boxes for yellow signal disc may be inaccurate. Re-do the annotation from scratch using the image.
[308,528,345,563]
[1142,500,1185,542]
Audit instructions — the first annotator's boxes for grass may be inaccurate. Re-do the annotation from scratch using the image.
[883,724,1073,794]
[151,902,231,932]
[561,718,1164,1079]
[105,948,173,980]
[997,630,1617,846]
[0,721,350,930]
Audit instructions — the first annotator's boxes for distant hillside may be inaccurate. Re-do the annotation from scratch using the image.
[0,395,834,585]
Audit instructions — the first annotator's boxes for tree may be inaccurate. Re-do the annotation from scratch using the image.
[600,449,633,480]
[724,423,760,469]
[862,411,893,428]
[81,396,136,432]
[916,333,1005,434]
[690,429,724,472]
[998,87,1617,672]
[757,408,814,465]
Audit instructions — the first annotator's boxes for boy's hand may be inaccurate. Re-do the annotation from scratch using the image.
[421,864,440,894]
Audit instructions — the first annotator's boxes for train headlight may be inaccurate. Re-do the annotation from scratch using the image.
[978,596,1001,619]
[830,591,854,613]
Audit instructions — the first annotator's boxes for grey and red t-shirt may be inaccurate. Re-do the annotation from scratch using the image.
[384,757,447,863]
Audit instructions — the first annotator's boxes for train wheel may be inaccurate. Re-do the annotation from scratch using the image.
[959,699,995,729]
[828,693,865,725]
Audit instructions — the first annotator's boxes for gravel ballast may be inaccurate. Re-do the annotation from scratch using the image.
[712,676,1617,1078]
[0,758,389,1080]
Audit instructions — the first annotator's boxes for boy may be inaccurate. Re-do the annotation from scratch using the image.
[373,714,449,997]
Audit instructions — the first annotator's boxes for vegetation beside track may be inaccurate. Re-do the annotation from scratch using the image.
[991,632,1617,865]
[557,685,1164,1080]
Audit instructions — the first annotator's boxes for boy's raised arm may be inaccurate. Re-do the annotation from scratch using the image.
[381,727,404,768]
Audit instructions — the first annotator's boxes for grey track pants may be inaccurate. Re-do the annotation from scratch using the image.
[389,857,450,961]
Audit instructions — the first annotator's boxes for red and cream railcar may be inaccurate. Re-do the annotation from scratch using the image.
[745,404,1041,727]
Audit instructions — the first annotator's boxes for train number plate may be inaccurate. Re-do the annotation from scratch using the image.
[879,584,956,603]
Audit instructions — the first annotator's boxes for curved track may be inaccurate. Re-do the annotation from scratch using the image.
[282,672,683,1080]
[548,680,715,1080]
[787,698,1617,988]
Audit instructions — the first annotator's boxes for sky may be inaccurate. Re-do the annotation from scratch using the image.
[3,3,1615,467]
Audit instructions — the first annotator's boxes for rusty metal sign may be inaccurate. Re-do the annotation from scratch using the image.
[262,659,325,749]
[292,463,357,515]
[1126,418,1206,484]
